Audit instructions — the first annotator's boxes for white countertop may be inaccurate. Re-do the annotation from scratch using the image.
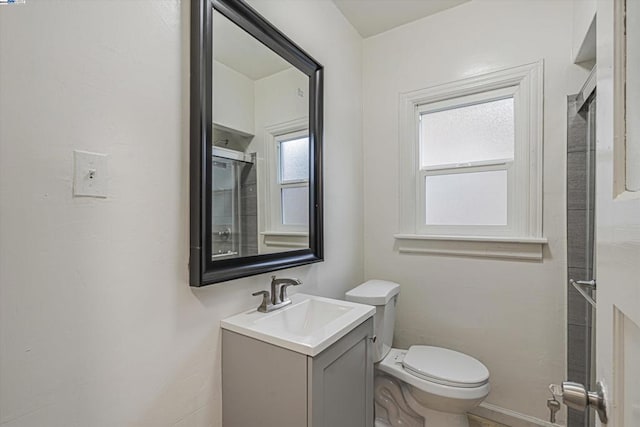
[220,293,375,356]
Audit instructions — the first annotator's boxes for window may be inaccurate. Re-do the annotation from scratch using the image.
[277,131,309,228]
[396,62,546,260]
[418,92,514,234]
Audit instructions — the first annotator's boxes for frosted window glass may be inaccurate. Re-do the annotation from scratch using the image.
[280,137,309,183]
[420,98,514,168]
[425,170,507,225]
[281,187,308,225]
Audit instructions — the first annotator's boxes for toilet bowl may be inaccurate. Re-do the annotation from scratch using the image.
[376,348,490,426]
[345,280,490,427]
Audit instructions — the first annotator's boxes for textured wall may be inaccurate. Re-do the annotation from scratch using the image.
[0,1,363,425]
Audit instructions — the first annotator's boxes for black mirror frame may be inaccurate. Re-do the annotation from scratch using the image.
[190,0,324,286]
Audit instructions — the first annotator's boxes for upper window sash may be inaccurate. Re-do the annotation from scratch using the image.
[276,130,309,186]
[416,87,517,171]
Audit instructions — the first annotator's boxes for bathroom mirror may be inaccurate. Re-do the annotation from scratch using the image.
[190,0,324,286]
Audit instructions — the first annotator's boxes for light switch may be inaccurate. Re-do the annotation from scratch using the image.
[73,150,108,198]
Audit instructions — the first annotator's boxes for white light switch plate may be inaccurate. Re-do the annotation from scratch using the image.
[73,150,108,198]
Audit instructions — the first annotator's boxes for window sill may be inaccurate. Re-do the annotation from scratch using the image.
[393,234,548,261]
[261,231,309,248]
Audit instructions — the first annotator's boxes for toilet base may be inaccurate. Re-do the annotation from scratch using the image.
[374,373,471,427]
[405,401,470,427]
[375,403,469,427]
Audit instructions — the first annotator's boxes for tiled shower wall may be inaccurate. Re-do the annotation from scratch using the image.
[566,95,596,427]
[239,163,258,256]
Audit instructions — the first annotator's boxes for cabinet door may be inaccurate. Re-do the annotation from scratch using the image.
[308,318,374,427]
[222,330,308,427]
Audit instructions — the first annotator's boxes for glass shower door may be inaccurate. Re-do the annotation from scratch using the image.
[212,157,241,259]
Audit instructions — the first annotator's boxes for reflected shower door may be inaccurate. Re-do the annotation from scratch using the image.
[211,155,258,260]
[212,157,241,259]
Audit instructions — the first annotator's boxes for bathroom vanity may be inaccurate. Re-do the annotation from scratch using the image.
[221,294,375,427]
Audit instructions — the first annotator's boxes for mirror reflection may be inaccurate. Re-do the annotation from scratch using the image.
[212,9,310,261]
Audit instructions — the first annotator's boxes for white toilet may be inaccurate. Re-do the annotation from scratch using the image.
[345,280,490,427]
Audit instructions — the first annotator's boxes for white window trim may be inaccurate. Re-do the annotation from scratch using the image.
[259,231,309,249]
[261,118,310,248]
[395,61,547,260]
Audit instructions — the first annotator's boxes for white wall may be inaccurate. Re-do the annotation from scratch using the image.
[0,1,362,426]
[362,0,588,423]
[253,67,309,136]
[572,0,597,62]
[213,60,255,135]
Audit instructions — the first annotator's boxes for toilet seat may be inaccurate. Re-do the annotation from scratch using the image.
[377,348,491,401]
[402,346,489,388]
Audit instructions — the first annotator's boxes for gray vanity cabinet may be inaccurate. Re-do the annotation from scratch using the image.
[222,318,374,427]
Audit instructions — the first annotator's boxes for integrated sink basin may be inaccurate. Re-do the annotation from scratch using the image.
[221,293,375,356]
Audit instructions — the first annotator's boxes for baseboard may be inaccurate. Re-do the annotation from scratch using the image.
[470,402,561,427]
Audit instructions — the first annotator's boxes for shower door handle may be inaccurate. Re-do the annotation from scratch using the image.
[549,381,608,424]
[572,279,596,288]
[569,279,596,307]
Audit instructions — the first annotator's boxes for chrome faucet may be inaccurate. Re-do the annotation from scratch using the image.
[272,276,303,304]
[252,275,303,313]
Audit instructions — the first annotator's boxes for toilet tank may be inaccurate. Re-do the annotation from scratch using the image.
[345,280,400,363]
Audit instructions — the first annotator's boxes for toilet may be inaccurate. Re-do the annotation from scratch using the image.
[345,280,490,427]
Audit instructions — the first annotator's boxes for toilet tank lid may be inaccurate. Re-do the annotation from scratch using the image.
[345,280,400,305]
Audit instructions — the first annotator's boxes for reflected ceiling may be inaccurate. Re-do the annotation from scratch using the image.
[214,10,291,80]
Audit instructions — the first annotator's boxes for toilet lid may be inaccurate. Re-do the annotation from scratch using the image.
[402,346,489,388]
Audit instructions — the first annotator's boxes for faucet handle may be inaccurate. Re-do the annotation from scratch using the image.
[252,290,270,312]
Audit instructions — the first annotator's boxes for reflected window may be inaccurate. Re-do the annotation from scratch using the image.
[276,131,309,226]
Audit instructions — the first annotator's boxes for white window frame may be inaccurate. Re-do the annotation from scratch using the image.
[260,118,310,249]
[395,61,547,260]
